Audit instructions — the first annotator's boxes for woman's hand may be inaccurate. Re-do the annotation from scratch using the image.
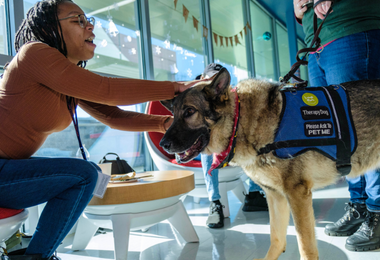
[164,116,173,131]
[174,78,210,95]
[294,0,311,20]
[314,0,332,20]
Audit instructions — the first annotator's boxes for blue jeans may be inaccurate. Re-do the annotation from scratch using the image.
[200,154,262,201]
[308,29,380,212]
[0,157,99,258]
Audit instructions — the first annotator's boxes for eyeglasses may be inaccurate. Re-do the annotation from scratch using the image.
[59,14,95,29]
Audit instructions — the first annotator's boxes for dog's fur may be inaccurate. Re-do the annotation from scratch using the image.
[159,68,380,260]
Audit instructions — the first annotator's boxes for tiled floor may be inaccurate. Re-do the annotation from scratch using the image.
[55,178,380,260]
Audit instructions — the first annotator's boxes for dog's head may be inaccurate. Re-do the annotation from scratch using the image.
[160,68,232,163]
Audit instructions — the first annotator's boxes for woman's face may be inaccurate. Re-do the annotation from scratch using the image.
[57,1,96,64]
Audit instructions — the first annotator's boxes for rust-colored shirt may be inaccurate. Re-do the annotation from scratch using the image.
[0,42,174,159]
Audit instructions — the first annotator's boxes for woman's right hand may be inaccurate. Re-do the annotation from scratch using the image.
[294,0,311,20]
[174,78,210,95]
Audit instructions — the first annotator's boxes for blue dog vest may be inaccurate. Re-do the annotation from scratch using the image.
[258,85,357,176]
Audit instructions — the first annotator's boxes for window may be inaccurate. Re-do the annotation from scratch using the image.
[0,0,8,55]
[210,0,248,85]
[250,2,275,80]
[22,0,145,170]
[276,23,290,80]
[148,0,205,81]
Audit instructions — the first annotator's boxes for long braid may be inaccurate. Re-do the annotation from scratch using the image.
[14,0,86,68]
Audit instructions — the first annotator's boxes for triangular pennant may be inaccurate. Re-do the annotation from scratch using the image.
[225,37,229,47]
[203,26,208,40]
[244,26,247,35]
[183,5,189,23]
[246,21,251,30]
[219,35,224,46]
[174,0,178,9]
[229,37,233,46]
[213,33,218,45]
[193,16,199,32]
[240,30,243,38]
[234,34,241,45]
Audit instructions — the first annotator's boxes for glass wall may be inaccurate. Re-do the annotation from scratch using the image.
[148,0,205,81]
[22,0,145,170]
[276,22,290,80]
[0,0,8,55]
[250,2,275,80]
[210,0,248,86]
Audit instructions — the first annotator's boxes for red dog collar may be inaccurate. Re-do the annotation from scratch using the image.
[208,88,240,175]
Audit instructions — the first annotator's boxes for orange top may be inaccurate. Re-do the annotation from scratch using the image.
[0,42,174,159]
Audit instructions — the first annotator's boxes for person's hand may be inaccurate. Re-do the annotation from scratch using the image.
[314,0,332,20]
[174,78,210,94]
[164,116,173,131]
[294,0,311,20]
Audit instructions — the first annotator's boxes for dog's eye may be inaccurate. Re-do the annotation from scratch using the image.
[184,107,196,118]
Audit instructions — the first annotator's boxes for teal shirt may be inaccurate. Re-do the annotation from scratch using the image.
[303,0,380,46]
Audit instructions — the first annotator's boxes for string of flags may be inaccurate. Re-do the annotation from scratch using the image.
[174,0,251,47]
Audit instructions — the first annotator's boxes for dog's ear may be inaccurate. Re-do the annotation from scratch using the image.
[160,99,175,113]
[203,68,231,102]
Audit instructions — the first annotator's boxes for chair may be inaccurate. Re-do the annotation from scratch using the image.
[0,208,29,250]
[144,101,248,217]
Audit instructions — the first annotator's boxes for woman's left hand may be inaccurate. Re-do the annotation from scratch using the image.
[314,0,332,20]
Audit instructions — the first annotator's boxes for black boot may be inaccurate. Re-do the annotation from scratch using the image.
[1,249,41,260]
[1,249,58,260]
[325,202,367,236]
[206,200,225,229]
[345,211,380,251]
[242,191,268,212]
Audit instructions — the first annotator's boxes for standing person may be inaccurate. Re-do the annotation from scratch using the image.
[294,0,380,251]
[197,63,268,229]
[0,1,199,259]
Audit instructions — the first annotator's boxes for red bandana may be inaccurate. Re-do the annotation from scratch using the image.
[208,88,240,175]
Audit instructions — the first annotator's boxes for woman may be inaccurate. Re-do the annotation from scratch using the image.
[0,1,198,259]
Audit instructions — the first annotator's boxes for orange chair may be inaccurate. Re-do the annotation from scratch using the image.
[144,101,248,217]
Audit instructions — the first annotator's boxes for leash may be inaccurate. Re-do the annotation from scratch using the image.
[281,0,334,86]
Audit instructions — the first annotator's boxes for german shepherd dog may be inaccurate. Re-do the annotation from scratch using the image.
[159,68,380,260]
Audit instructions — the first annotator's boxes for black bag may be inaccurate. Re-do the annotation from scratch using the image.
[98,152,135,175]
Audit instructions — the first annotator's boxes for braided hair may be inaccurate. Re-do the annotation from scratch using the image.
[14,0,86,68]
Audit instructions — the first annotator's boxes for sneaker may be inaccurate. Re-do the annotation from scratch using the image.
[325,202,367,236]
[242,191,268,212]
[206,200,225,229]
[345,211,380,251]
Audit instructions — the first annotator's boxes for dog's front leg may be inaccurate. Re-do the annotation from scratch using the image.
[254,188,289,260]
[287,184,318,260]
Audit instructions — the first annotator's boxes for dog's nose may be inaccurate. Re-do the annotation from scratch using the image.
[159,139,171,151]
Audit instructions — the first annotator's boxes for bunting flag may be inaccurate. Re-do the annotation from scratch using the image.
[246,21,251,30]
[219,35,224,46]
[213,33,218,45]
[175,2,249,48]
[203,26,208,40]
[193,16,199,32]
[183,5,189,23]
[234,34,241,45]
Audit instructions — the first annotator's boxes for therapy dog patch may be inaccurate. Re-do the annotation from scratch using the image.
[258,85,357,176]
